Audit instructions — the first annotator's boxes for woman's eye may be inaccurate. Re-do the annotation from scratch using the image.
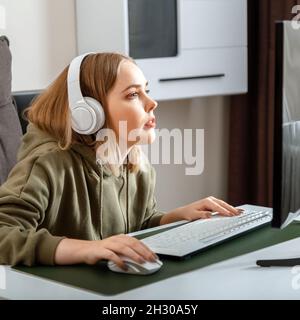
[127,92,139,99]
[127,89,150,99]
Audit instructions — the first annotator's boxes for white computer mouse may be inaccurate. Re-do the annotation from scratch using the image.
[107,256,163,275]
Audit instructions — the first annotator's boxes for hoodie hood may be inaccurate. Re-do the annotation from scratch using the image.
[18,123,58,161]
[18,123,115,177]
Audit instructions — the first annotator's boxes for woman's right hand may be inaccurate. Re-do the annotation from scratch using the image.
[54,234,158,270]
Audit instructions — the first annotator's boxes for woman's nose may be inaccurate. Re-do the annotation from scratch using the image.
[145,97,158,113]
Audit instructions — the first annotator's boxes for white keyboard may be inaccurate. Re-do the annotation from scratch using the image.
[142,205,273,258]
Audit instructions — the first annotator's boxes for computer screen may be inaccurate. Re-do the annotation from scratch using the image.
[272,21,300,229]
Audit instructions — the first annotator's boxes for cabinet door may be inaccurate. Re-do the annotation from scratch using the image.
[128,0,178,59]
[180,0,247,49]
[137,47,247,100]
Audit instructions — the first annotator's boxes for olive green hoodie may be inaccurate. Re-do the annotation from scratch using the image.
[0,124,164,266]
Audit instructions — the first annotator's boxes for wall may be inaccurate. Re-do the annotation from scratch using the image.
[0,0,230,211]
[152,96,230,212]
[0,0,76,91]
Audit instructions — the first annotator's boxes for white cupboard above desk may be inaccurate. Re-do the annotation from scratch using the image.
[75,0,248,100]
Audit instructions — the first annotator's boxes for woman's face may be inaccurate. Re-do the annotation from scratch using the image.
[106,60,158,147]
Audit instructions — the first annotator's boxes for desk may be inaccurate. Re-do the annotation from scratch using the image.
[1,225,300,300]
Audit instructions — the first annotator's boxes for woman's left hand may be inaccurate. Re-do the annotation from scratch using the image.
[160,196,243,225]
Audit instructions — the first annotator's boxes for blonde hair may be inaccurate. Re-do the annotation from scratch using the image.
[25,52,146,176]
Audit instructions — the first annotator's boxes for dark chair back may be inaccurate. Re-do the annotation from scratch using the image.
[12,91,41,134]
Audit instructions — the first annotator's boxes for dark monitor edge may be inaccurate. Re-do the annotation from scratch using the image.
[272,21,284,228]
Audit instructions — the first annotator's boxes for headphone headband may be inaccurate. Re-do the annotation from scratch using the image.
[67,52,94,111]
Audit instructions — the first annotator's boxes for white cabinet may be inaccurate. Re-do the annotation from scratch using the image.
[75,0,247,100]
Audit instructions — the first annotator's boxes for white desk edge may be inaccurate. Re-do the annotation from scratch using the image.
[1,222,300,300]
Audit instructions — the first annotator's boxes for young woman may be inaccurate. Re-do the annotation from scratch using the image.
[0,53,240,270]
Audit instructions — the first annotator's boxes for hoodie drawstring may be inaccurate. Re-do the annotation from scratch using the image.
[99,164,104,240]
[126,163,129,234]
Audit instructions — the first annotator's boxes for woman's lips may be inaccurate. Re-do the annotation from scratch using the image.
[143,118,156,129]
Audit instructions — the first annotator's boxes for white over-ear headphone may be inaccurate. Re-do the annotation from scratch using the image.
[67,52,105,135]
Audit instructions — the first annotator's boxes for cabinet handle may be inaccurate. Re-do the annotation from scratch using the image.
[159,74,225,82]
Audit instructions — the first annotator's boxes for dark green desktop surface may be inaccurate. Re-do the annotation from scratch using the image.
[13,223,300,296]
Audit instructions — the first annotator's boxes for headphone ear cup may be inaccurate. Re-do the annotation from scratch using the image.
[84,97,105,132]
[71,97,105,135]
